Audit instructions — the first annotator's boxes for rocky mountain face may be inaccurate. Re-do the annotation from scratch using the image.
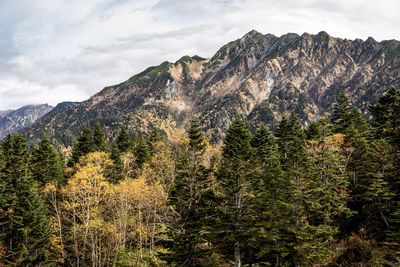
[24,30,400,144]
[0,104,53,139]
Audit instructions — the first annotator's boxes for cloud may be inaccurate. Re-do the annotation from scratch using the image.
[0,0,399,109]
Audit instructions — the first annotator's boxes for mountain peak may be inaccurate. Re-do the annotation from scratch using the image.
[242,29,264,38]
[23,30,400,144]
[0,104,53,139]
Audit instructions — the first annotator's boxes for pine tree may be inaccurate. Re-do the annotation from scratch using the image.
[108,144,125,183]
[215,116,255,267]
[134,137,151,168]
[305,123,352,264]
[370,87,400,147]
[251,125,287,265]
[331,92,353,133]
[31,135,64,187]
[275,115,312,265]
[0,134,51,265]
[116,128,131,153]
[370,88,400,257]
[93,123,108,152]
[167,117,213,266]
[69,126,94,165]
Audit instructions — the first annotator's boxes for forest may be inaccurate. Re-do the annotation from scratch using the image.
[0,87,400,267]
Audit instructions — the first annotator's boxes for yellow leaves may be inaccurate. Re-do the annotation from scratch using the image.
[59,151,169,265]
[43,182,57,194]
[62,152,113,198]
[325,133,344,147]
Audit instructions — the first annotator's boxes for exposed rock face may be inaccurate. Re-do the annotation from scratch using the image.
[0,104,53,139]
[24,30,400,144]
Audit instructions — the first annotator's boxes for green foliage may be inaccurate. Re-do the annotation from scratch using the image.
[331,92,353,133]
[116,127,131,152]
[0,134,51,265]
[69,126,94,165]
[167,117,214,266]
[214,116,257,266]
[93,122,108,152]
[2,87,400,266]
[31,135,64,187]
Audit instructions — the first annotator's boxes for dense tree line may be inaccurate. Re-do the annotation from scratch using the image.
[0,88,400,266]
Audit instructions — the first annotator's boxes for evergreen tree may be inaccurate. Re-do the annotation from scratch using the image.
[331,92,353,133]
[215,116,255,267]
[108,144,125,183]
[134,137,151,168]
[370,87,400,147]
[0,134,51,265]
[93,123,108,152]
[69,126,94,165]
[305,123,352,264]
[168,117,213,266]
[370,88,400,257]
[275,115,316,265]
[251,125,287,265]
[30,135,64,187]
[116,128,131,153]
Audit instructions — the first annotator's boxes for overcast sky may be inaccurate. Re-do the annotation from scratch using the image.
[0,0,399,110]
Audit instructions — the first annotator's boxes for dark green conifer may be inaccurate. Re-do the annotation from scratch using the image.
[69,126,94,165]
[331,92,353,133]
[167,117,213,266]
[116,128,131,153]
[0,134,51,265]
[93,123,108,152]
[215,116,255,267]
[31,135,64,187]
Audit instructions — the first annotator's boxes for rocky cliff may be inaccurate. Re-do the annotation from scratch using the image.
[24,30,400,144]
[0,104,53,139]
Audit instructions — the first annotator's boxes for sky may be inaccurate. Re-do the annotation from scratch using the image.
[0,0,399,110]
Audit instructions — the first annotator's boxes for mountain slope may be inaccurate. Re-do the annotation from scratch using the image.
[24,30,400,144]
[0,104,53,139]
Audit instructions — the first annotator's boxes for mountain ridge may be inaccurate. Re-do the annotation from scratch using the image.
[23,30,400,144]
[0,104,53,139]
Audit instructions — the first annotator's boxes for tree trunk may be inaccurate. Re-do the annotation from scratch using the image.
[234,241,241,267]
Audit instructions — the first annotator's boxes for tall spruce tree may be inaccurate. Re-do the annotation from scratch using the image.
[0,134,51,265]
[370,88,400,257]
[251,125,287,266]
[331,92,353,133]
[116,128,131,153]
[215,116,255,267]
[275,115,311,265]
[69,126,94,165]
[167,117,212,266]
[93,123,108,152]
[30,135,64,187]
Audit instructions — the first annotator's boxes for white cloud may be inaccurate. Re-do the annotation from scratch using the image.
[0,0,399,109]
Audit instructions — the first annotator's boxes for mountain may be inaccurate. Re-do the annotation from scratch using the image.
[0,104,53,139]
[24,30,400,144]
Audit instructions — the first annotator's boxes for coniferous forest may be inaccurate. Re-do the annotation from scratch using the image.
[1,88,400,266]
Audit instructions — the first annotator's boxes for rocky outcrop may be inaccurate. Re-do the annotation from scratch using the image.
[24,30,400,144]
[0,104,53,139]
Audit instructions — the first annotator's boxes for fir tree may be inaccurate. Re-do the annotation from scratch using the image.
[168,117,213,266]
[116,127,131,153]
[331,92,353,133]
[69,126,94,165]
[108,144,125,183]
[93,123,108,152]
[0,134,51,265]
[30,135,64,187]
[134,137,151,168]
[215,116,255,267]
[276,115,314,265]
[251,125,287,265]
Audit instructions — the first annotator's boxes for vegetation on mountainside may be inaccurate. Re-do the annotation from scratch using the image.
[1,88,400,266]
